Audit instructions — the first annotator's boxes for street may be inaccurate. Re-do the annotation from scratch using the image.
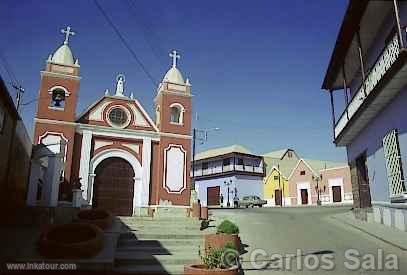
[210,207,407,274]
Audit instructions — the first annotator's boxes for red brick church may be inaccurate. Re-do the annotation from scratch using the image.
[33,27,192,216]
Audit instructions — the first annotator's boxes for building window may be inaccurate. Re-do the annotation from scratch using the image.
[287,151,293,158]
[223,158,230,166]
[237,158,244,165]
[108,107,129,128]
[50,88,66,109]
[274,176,279,180]
[300,170,306,176]
[202,162,208,170]
[383,129,406,200]
[169,103,184,124]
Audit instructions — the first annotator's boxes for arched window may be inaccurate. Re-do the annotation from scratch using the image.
[49,86,69,109]
[170,106,181,124]
[169,103,184,124]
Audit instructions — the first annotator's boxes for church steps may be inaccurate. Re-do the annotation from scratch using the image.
[113,263,185,274]
[115,216,204,274]
[117,238,203,247]
[115,251,199,265]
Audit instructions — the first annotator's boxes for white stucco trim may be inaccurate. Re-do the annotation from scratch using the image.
[163,144,187,194]
[105,104,132,129]
[38,131,68,163]
[48,85,71,96]
[141,138,152,206]
[328,177,345,204]
[297,182,312,205]
[89,148,143,215]
[77,124,160,140]
[159,132,192,140]
[79,130,93,201]
[288,159,318,180]
[134,99,160,132]
[169,102,185,125]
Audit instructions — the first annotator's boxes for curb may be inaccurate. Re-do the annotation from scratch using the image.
[331,215,407,252]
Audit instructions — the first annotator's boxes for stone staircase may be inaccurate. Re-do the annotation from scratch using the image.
[114,216,204,274]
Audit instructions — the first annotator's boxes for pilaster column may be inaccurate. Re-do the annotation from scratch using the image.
[141,137,152,206]
[79,130,93,202]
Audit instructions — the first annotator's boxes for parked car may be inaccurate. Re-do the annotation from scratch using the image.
[240,196,267,208]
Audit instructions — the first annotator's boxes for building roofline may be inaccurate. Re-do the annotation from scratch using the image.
[321,0,369,90]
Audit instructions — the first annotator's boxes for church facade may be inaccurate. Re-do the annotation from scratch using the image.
[33,27,192,216]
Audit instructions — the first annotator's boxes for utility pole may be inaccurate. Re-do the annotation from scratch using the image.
[11,83,24,112]
[191,127,219,193]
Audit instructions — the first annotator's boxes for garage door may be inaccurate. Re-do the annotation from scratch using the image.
[207,186,220,206]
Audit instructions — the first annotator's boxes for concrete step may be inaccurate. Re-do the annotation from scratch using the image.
[117,238,203,247]
[122,223,201,231]
[115,251,198,265]
[114,263,186,274]
[116,244,202,253]
[119,232,204,240]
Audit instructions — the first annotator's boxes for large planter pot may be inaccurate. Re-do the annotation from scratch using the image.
[192,202,201,218]
[184,264,238,275]
[76,209,113,230]
[205,233,240,253]
[39,223,104,259]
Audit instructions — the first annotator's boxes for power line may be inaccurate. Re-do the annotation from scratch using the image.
[0,50,18,85]
[93,0,158,86]
[124,0,167,68]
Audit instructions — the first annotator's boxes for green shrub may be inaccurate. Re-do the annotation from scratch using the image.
[217,219,239,234]
[200,243,239,269]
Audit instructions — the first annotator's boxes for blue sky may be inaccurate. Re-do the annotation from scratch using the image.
[0,0,348,161]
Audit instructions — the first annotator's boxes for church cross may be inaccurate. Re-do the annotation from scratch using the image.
[61,26,75,45]
[169,50,180,68]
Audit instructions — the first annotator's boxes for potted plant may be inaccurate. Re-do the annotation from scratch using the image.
[75,209,113,230]
[39,223,104,259]
[205,220,241,253]
[184,243,239,275]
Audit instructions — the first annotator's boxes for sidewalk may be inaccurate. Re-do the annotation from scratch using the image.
[331,211,407,251]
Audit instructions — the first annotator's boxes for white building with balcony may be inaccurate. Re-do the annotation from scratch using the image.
[322,0,407,231]
[191,145,265,207]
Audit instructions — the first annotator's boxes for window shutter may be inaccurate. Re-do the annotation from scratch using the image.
[383,129,406,199]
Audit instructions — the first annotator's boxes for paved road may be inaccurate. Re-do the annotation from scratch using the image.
[210,207,407,275]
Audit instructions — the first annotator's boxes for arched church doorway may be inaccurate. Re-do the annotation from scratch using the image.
[93,157,135,216]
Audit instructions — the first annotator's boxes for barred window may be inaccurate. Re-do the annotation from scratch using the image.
[383,129,406,200]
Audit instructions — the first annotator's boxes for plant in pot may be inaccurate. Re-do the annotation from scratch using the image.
[184,243,239,275]
[75,209,113,230]
[205,220,241,253]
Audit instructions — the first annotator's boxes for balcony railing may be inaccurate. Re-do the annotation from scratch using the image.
[192,164,264,178]
[334,33,401,139]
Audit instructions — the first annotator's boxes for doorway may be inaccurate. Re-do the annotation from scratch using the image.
[300,189,308,205]
[275,189,282,206]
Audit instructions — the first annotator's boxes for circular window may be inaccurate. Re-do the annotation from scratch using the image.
[108,107,129,128]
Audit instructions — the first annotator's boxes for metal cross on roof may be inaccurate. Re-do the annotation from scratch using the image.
[61,26,76,45]
[169,50,180,68]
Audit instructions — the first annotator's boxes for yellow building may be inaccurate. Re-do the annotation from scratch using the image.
[263,149,298,206]
[264,168,290,206]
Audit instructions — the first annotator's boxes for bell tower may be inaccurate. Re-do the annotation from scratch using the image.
[33,26,81,191]
[154,50,192,206]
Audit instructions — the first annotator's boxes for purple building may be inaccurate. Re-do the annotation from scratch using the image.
[322,0,407,231]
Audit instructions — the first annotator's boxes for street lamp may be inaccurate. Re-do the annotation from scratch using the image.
[312,174,324,206]
[224,179,232,207]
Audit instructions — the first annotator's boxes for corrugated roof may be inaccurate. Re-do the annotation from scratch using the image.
[194,144,252,161]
